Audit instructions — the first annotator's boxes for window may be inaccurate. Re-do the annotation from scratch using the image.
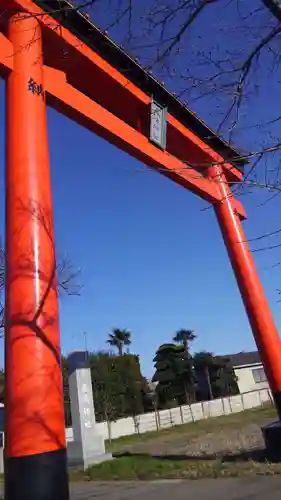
[252,367,267,384]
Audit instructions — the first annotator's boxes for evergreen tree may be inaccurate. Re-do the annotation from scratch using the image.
[152,343,194,407]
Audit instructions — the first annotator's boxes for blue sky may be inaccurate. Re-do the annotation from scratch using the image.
[1,2,281,377]
[1,79,281,378]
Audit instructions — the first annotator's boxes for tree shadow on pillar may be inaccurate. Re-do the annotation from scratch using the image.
[4,198,82,453]
[0,199,82,336]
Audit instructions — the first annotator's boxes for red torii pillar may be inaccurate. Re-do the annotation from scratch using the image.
[209,165,281,417]
[5,13,69,500]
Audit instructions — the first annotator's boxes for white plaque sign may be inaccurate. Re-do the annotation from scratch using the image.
[150,99,167,149]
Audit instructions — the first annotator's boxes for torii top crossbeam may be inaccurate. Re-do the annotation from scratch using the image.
[0,0,246,217]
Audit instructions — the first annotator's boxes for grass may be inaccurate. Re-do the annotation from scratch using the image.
[69,404,280,482]
[70,453,281,481]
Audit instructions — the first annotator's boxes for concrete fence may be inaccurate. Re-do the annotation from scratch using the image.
[65,388,273,443]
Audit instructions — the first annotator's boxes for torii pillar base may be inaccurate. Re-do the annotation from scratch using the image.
[262,421,281,462]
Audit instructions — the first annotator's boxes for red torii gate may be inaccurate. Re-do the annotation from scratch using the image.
[0,1,281,498]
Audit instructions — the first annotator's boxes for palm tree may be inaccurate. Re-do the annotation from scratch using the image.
[106,328,131,356]
[173,329,196,354]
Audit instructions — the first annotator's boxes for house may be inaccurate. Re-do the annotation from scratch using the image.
[226,351,269,394]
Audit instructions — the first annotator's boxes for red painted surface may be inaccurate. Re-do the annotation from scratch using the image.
[210,165,281,394]
[5,13,65,458]
[0,34,246,215]
[0,0,242,185]
[0,0,279,441]
[43,65,233,207]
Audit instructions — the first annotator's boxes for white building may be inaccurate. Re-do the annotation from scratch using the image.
[227,351,269,394]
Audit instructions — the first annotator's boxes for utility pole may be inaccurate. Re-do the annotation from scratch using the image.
[262,0,281,22]
[83,331,89,359]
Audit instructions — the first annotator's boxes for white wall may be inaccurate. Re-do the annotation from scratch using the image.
[234,363,269,394]
[65,388,273,443]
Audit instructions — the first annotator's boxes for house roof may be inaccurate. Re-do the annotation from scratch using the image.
[221,351,261,368]
[36,0,247,171]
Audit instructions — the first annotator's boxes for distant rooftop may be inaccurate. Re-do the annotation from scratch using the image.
[220,351,261,368]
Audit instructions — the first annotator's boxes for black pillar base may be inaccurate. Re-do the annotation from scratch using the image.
[262,421,281,462]
[5,448,69,500]
[273,391,281,421]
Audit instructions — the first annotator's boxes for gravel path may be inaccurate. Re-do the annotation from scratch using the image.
[69,477,281,500]
[1,477,281,500]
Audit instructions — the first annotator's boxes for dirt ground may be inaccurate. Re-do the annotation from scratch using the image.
[108,405,276,460]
